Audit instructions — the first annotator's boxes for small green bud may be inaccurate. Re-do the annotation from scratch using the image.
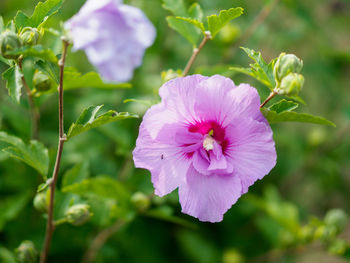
[16,240,38,263]
[0,30,22,59]
[276,73,304,96]
[19,27,39,46]
[273,53,303,81]
[33,71,53,92]
[65,204,91,226]
[33,191,48,213]
[131,192,151,212]
[324,209,348,233]
[222,249,245,263]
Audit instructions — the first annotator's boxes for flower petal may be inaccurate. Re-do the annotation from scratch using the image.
[225,118,277,193]
[118,5,156,47]
[159,75,209,123]
[133,123,190,197]
[179,165,242,222]
[194,77,264,127]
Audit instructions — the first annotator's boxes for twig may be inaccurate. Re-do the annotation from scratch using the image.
[18,56,40,139]
[39,38,69,263]
[223,0,280,62]
[183,31,212,76]
[260,91,277,108]
[81,220,126,263]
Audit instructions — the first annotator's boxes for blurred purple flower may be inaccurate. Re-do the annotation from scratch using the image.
[133,75,277,222]
[65,0,156,83]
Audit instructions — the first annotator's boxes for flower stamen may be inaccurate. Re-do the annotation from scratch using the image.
[203,135,215,151]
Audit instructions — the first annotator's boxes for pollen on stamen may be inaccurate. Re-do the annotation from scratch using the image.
[203,135,215,151]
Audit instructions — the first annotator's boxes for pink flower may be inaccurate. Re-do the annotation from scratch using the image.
[65,0,156,83]
[133,75,277,222]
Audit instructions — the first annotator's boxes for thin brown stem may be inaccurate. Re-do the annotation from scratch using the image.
[81,220,126,263]
[223,0,280,62]
[39,38,69,263]
[183,32,212,76]
[260,91,277,108]
[18,57,40,139]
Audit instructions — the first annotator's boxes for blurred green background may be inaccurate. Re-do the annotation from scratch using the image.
[0,0,350,262]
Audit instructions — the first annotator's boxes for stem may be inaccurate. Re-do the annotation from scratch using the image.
[260,91,277,108]
[223,0,280,62]
[81,220,126,263]
[18,57,40,139]
[39,39,69,263]
[183,31,211,76]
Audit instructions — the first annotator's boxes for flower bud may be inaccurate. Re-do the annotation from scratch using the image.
[273,53,303,82]
[19,27,40,46]
[324,209,348,233]
[33,71,53,92]
[276,73,304,96]
[0,30,22,59]
[131,192,151,212]
[65,204,91,226]
[16,240,38,263]
[33,191,48,213]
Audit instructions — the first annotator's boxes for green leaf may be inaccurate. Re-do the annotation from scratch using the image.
[0,247,16,263]
[14,0,63,29]
[207,7,243,38]
[67,105,138,140]
[6,20,15,31]
[62,162,89,188]
[0,55,11,66]
[261,108,336,127]
[2,65,23,103]
[7,45,58,63]
[35,60,59,83]
[62,176,130,202]
[0,131,49,176]
[188,3,204,22]
[162,0,187,16]
[268,99,298,113]
[0,16,4,32]
[240,47,276,90]
[0,192,31,230]
[37,178,52,192]
[176,17,205,33]
[123,99,154,107]
[167,16,201,46]
[63,68,131,90]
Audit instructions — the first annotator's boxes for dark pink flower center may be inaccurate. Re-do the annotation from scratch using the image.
[188,121,228,154]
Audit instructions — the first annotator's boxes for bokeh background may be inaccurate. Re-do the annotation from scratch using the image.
[0,0,349,262]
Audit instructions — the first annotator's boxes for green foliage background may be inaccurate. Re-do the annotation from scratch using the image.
[0,0,349,262]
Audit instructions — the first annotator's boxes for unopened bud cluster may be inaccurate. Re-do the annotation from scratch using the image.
[65,204,91,226]
[16,240,38,263]
[19,27,40,46]
[33,71,53,92]
[273,53,304,96]
[0,27,41,59]
[0,30,22,59]
[131,192,151,212]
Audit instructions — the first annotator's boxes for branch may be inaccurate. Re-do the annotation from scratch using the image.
[81,220,126,263]
[39,38,70,263]
[260,91,277,108]
[183,31,211,76]
[18,56,40,139]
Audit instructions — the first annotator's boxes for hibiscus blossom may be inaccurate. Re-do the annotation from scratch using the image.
[133,75,277,222]
[65,0,156,83]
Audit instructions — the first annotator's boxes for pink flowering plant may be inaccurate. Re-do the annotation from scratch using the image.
[0,0,345,262]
